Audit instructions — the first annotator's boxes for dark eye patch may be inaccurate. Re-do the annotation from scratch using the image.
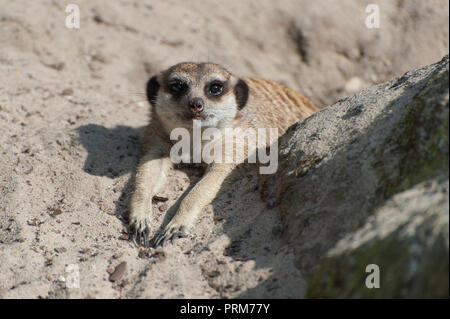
[146,76,160,106]
[234,79,248,109]
[206,80,225,97]
[167,78,188,97]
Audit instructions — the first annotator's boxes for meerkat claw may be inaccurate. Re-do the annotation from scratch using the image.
[140,227,150,246]
[132,219,151,247]
[152,225,190,247]
[152,234,167,248]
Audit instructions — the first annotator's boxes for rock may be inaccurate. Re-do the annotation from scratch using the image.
[0,216,20,244]
[59,88,74,96]
[50,207,63,217]
[259,56,449,297]
[109,261,127,282]
[152,195,169,202]
[45,62,65,71]
[27,218,43,227]
[158,203,168,212]
[54,247,66,253]
[306,177,449,298]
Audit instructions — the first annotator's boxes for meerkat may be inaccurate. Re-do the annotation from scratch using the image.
[129,62,319,247]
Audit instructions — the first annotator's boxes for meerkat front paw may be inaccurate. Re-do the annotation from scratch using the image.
[129,209,152,246]
[152,220,191,247]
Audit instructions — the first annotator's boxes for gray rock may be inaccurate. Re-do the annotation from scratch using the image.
[307,176,448,298]
[259,55,449,297]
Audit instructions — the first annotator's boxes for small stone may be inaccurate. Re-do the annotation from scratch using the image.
[138,249,150,259]
[60,88,74,96]
[109,262,127,282]
[272,225,282,236]
[54,247,66,253]
[207,270,220,278]
[152,249,166,262]
[50,207,63,217]
[48,62,65,71]
[79,248,90,254]
[93,14,104,24]
[112,252,123,259]
[152,195,169,202]
[27,218,42,227]
[232,257,249,262]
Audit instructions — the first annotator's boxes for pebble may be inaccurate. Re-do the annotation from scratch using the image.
[60,88,74,96]
[152,195,168,202]
[50,207,63,217]
[109,262,127,282]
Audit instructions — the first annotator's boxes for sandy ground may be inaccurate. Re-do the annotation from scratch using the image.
[0,0,448,298]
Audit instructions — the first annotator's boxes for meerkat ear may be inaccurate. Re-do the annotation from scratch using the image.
[234,79,249,109]
[146,75,160,106]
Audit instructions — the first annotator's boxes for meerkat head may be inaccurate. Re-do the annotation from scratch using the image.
[146,62,248,129]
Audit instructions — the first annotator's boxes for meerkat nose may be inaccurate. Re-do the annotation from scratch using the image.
[189,98,204,112]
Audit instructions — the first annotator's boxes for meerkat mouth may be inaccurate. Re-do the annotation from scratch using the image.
[186,114,206,120]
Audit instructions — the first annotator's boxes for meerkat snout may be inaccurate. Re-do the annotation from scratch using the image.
[189,97,204,113]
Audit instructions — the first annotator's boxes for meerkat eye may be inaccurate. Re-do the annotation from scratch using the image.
[168,80,186,95]
[208,81,224,96]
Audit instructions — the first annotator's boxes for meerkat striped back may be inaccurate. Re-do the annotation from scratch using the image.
[243,77,319,133]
